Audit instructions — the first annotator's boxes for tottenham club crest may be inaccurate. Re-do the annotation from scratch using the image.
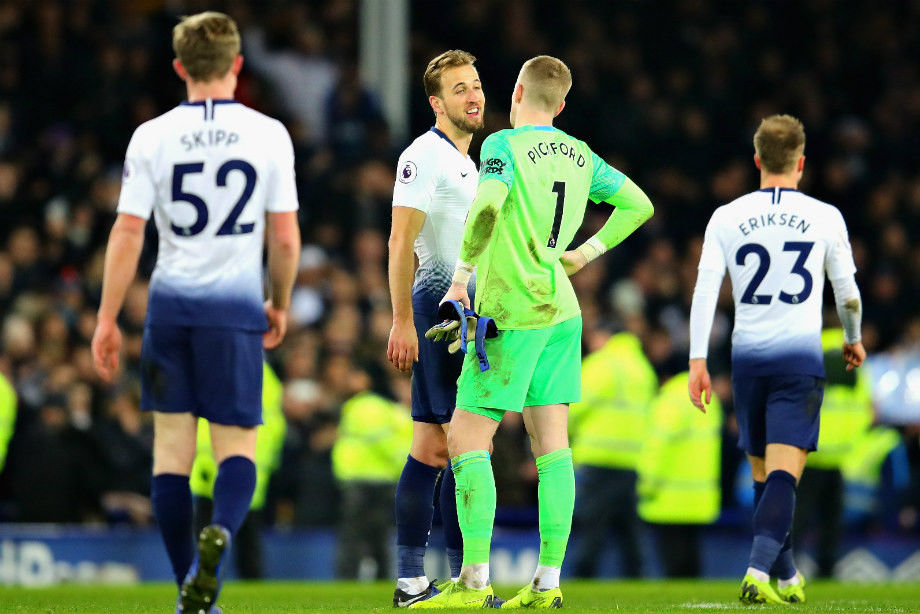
[399,161,418,184]
[482,157,506,175]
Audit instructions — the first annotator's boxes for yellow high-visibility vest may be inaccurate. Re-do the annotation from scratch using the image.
[808,329,873,469]
[638,372,722,524]
[0,371,15,474]
[570,333,658,470]
[331,391,412,483]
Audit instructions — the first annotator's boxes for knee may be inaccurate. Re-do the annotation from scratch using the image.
[411,438,449,468]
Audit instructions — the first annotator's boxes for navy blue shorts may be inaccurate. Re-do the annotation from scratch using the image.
[411,309,464,424]
[140,324,264,427]
[732,375,825,457]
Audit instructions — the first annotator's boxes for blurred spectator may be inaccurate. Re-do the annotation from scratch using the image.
[331,369,412,579]
[569,330,659,577]
[792,329,874,578]
[639,372,723,578]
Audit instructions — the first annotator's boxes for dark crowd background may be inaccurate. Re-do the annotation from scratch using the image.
[0,0,917,547]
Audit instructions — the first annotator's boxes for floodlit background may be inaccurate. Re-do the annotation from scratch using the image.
[0,0,917,586]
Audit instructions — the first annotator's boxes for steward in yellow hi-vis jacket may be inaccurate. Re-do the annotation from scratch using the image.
[332,389,412,579]
[0,370,16,475]
[190,362,286,578]
[793,328,876,578]
[569,331,658,577]
[639,372,722,577]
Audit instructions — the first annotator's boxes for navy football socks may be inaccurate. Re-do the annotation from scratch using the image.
[753,478,797,579]
[395,455,441,579]
[211,456,257,537]
[440,462,463,578]
[152,473,194,585]
[749,470,797,574]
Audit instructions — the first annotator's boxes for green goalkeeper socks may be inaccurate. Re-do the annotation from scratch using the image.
[452,450,496,566]
[536,448,575,567]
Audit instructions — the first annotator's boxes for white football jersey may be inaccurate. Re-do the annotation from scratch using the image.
[392,128,478,312]
[117,99,299,330]
[698,187,856,377]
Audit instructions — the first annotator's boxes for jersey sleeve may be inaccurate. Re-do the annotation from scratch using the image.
[116,125,157,220]
[588,151,626,203]
[824,208,857,281]
[478,132,514,190]
[392,143,440,214]
[265,121,299,213]
[697,209,727,273]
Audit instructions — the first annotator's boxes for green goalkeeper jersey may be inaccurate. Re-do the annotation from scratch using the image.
[471,125,626,329]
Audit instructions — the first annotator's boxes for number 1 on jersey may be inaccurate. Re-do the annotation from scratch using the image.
[548,181,566,248]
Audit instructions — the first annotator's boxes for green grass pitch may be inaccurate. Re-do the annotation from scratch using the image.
[1,580,919,613]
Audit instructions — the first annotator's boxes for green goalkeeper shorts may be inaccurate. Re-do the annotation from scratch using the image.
[456,315,582,421]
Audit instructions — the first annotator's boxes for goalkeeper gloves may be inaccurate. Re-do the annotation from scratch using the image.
[425,300,498,371]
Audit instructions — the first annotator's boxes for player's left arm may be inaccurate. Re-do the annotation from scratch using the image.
[825,210,865,370]
[562,153,654,275]
[445,133,514,307]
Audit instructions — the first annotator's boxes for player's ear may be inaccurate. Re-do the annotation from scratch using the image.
[753,154,762,170]
[553,100,566,118]
[231,54,244,76]
[797,155,805,173]
[173,58,188,82]
[513,82,524,104]
[429,95,444,116]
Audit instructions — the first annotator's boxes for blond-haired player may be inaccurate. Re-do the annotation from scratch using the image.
[387,49,484,607]
[414,56,653,609]
[91,12,300,614]
[688,114,864,604]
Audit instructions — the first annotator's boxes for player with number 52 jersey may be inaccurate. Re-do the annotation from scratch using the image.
[119,90,298,329]
[91,12,300,614]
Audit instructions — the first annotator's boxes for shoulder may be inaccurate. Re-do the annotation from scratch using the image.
[797,192,846,224]
[482,129,513,150]
[398,131,441,161]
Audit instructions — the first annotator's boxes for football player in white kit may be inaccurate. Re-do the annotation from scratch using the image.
[386,50,483,606]
[91,12,300,614]
[688,115,865,605]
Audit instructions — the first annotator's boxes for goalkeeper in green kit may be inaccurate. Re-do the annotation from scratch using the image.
[412,56,654,609]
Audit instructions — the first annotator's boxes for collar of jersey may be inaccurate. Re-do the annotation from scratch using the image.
[512,124,558,133]
[757,187,799,193]
[180,99,239,106]
[429,126,461,152]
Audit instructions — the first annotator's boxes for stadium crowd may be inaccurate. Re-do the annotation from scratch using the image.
[0,0,918,574]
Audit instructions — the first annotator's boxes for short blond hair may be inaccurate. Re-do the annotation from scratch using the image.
[753,114,806,174]
[173,11,240,82]
[519,55,572,112]
[423,50,477,98]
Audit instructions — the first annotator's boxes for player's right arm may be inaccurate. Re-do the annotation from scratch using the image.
[387,206,426,371]
[447,133,513,305]
[388,146,439,371]
[687,211,727,412]
[563,153,654,275]
[93,126,155,383]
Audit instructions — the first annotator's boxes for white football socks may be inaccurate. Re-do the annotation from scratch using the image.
[746,567,770,583]
[531,565,561,591]
[460,563,490,589]
[397,576,429,594]
[778,572,802,588]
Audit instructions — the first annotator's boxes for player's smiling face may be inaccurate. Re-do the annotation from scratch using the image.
[437,64,485,134]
